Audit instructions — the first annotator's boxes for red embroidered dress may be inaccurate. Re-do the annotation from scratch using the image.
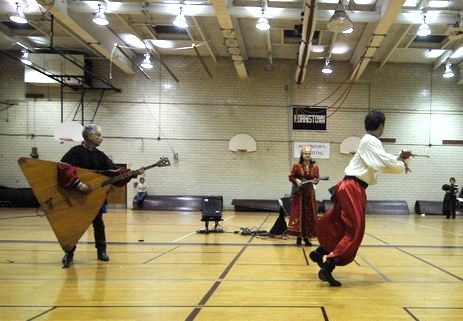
[287,162,319,239]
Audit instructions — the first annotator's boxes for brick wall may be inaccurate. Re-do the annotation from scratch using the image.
[0,55,462,210]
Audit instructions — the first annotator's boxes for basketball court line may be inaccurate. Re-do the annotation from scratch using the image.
[171,215,236,243]
[386,216,463,237]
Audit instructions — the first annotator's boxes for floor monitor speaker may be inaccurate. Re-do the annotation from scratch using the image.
[201,196,223,221]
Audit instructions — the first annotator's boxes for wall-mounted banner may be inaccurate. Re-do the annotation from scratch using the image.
[294,142,330,159]
[292,106,327,130]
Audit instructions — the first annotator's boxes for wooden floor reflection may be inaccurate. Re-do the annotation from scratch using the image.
[1,208,463,321]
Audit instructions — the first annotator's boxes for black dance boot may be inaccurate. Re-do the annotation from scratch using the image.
[303,238,312,246]
[62,246,76,268]
[97,248,110,262]
[318,258,342,287]
[309,247,326,268]
[296,237,302,246]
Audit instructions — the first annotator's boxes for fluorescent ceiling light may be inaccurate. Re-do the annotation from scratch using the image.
[27,36,49,46]
[352,0,376,4]
[450,46,463,59]
[119,33,145,48]
[403,0,418,7]
[151,40,175,49]
[428,1,449,8]
[311,45,325,53]
[331,43,350,54]
[424,49,445,58]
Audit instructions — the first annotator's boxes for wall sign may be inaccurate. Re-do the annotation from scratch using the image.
[292,106,327,130]
[294,142,330,159]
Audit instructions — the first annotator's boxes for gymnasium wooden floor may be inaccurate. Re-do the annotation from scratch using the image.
[1,208,463,321]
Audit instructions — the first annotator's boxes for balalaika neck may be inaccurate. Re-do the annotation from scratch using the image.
[101,163,158,187]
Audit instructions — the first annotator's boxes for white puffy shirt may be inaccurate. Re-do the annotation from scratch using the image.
[344,134,409,186]
[137,182,148,193]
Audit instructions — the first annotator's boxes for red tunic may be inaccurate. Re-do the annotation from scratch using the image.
[287,162,319,239]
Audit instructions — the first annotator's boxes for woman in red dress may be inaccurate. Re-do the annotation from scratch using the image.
[288,146,320,246]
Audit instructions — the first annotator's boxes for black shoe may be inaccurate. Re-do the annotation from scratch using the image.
[97,250,110,261]
[303,238,312,246]
[62,252,74,268]
[318,269,342,287]
[309,250,324,268]
[296,237,302,246]
[318,259,342,287]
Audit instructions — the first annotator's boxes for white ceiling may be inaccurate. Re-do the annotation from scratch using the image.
[0,0,462,83]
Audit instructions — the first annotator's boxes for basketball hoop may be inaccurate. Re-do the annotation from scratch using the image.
[229,134,257,152]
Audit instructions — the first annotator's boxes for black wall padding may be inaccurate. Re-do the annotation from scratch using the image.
[414,200,443,215]
[0,187,39,208]
[137,195,204,211]
[232,198,322,213]
[231,199,280,212]
[321,200,410,215]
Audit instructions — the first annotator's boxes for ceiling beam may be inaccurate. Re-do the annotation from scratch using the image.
[1,1,460,25]
[211,0,248,79]
[379,24,413,68]
[35,0,136,75]
[191,16,217,63]
[350,0,406,81]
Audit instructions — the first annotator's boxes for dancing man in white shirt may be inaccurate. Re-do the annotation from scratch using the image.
[309,110,412,286]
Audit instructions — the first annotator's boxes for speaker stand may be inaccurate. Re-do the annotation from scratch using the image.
[196,220,224,234]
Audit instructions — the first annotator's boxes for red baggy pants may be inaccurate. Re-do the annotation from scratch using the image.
[316,178,367,266]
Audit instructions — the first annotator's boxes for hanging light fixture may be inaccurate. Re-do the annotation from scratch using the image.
[93,3,109,26]
[173,5,188,28]
[256,8,270,31]
[327,0,353,33]
[442,62,454,78]
[417,11,431,37]
[10,2,27,24]
[321,59,333,74]
[20,50,32,66]
[140,52,153,69]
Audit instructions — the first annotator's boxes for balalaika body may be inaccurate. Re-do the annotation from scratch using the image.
[18,157,170,251]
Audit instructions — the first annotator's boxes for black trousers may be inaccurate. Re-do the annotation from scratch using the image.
[65,208,106,254]
[444,195,457,218]
[92,209,106,249]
